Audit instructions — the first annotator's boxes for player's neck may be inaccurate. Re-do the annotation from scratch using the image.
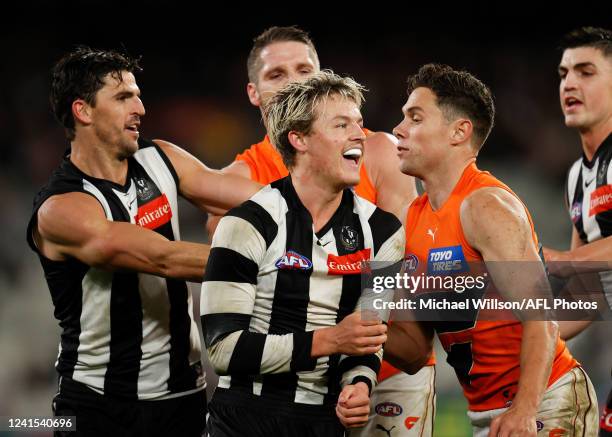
[291,169,343,233]
[579,119,612,161]
[424,157,475,211]
[70,135,129,185]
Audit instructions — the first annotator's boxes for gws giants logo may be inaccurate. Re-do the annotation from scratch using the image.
[275,251,313,271]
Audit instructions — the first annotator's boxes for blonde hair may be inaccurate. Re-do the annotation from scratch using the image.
[265,70,365,168]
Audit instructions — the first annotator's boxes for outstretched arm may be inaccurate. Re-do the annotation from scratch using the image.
[154,139,262,216]
[34,192,209,282]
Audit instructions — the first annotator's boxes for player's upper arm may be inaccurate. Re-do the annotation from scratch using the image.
[36,192,118,266]
[153,139,262,215]
[364,132,417,219]
[461,187,552,315]
[460,187,540,262]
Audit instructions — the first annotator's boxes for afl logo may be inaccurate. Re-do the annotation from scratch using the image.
[341,226,359,250]
[403,254,419,273]
[570,202,581,223]
[275,251,313,271]
[375,402,403,417]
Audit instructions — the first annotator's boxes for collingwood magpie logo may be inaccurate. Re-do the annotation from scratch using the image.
[341,226,358,250]
[135,178,154,201]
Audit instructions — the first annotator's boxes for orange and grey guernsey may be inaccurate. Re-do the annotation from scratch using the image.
[234,132,430,383]
[405,162,578,412]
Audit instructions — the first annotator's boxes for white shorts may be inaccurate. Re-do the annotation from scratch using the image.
[349,365,436,437]
[468,367,598,437]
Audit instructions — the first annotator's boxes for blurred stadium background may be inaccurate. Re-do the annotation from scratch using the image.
[0,4,610,436]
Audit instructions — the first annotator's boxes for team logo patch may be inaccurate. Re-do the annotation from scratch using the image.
[135,194,172,229]
[570,201,582,223]
[375,402,403,417]
[403,254,419,273]
[135,177,155,201]
[275,251,313,271]
[427,245,468,275]
[341,226,359,250]
[404,416,420,430]
[589,184,612,216]
[327,249,371,275]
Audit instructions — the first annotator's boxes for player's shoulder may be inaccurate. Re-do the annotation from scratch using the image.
[354,193,402,233]
[218,183,283,247]
[364,131,397,150]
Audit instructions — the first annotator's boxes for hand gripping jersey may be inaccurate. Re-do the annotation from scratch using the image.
[26,139,204,400]
[405,163,577,411]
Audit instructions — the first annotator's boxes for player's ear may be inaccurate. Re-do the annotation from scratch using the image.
[288,130,308,153]
[450,118,473,146]
[247,82,261,107]
[72,99,92,126]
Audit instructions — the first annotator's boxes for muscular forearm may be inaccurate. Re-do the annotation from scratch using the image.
[566,236,612,267]
[514,321,558,411]
[93,222,209,282]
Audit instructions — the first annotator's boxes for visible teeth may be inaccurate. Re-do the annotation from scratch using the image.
[343,148,362,158]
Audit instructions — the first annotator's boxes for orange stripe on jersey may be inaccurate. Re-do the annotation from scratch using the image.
[405,162,577,411]
[234,133,377,202]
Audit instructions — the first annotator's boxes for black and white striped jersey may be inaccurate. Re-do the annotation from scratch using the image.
[26,138,204,400]
[566,133,612,307]
[200,175,404,415]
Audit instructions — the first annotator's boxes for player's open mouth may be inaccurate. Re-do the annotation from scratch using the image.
[125,123,140,136]
[342,147,362,166]
[564,96,583,110]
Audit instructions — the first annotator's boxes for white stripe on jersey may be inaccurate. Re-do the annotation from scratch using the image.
[354,196,376,251]
[567,159,581,207]
[72,267,113,394]
[134,146,181,239]
[580,157,603,242]
[83,179,113,218]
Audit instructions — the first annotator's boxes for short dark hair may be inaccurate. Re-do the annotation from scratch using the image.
[406,63,495,150]
[559,26,612,56]
[50,46,142,140]
[247,26,319,84]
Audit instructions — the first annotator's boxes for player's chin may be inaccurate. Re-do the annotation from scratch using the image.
[563,114,586,129]
[399,161,416,177]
